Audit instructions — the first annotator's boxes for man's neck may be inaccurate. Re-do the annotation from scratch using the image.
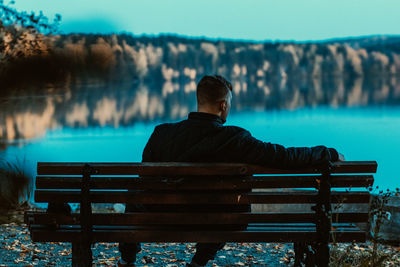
[197,108,222,118]
[195,109,226,124]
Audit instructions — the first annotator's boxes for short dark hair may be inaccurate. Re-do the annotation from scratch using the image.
[196,75,232,105]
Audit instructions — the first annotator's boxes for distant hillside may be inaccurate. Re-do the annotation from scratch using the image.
[321,35,400,51]
[2,33,400,91]
[44,34,400,89]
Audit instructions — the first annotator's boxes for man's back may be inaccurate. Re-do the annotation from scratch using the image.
[143,112,244,163]
[143,112,338,168]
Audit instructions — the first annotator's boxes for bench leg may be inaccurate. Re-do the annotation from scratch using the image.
[315,242,329,267]
[72,242,92,267]
[294,242,316,267]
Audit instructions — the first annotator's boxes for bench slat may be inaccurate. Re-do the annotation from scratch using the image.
[29,227,366,243]
[26,212,369,225]
[35,175,374,190]
[34,190,370,204]
[37,161,377,175]
[29,223,361,231]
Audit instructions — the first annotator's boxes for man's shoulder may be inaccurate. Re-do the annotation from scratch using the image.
[154,122,250,133]
[154,121,183,131]
[154,122,173,131]
[152,120,251,137]
[223,125,250,135]
[152,121,186,135]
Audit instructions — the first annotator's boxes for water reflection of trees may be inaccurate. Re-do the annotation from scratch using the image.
[0,74,400,141]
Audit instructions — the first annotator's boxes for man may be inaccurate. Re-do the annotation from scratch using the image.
[118,75,343,266]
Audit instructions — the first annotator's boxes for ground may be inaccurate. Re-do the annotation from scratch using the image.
[0,223,399,266]
[0,223,292,266]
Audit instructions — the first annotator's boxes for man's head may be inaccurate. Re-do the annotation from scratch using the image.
[196,75,233,122]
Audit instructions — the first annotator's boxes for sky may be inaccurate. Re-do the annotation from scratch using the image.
[11,0,400,41]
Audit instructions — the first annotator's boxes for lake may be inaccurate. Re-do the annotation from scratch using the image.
[0,79,399,203]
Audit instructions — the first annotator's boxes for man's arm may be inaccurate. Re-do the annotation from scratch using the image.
[227,129,340,169]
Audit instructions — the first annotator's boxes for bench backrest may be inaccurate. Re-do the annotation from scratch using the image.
[27,161,377,245]
[35,162,377,224]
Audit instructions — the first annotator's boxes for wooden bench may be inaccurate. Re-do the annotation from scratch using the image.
[25,161,377,266]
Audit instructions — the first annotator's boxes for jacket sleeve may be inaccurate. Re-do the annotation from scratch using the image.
[229,129,339,169]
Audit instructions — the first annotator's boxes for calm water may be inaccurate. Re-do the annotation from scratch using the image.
[1,107,399,191]
[0,79,399,197]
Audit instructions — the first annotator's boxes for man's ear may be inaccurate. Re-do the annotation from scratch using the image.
[220,100,227,111]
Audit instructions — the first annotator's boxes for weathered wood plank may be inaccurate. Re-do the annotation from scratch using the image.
[35,175,374,190]
[30,227,366,243]
[34,190,370,204]
[26,212,369,225]
[29,223,361,231]
[37,161,377,175]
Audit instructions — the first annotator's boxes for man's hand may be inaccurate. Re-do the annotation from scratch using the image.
[338,153,345,161]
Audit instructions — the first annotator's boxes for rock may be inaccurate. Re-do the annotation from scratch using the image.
[113,204,125,213]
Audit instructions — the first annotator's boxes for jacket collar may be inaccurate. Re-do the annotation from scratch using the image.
[188,112,225,124]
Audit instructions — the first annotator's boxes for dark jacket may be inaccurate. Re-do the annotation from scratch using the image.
[134,111,339,228]
[142,112,339,167]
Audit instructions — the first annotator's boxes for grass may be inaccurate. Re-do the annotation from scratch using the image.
[330,242,398,267]
[0,161,30,211]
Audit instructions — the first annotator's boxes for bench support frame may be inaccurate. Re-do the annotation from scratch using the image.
[72,164,96,267]
[315,167,332,267]
[294,166,332,267]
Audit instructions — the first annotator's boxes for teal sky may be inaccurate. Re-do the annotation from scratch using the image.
[12,0,400,41]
